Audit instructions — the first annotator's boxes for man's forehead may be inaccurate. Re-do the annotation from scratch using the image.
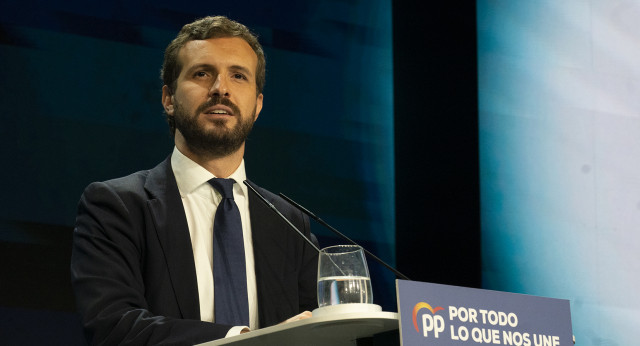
[178,37,257,67]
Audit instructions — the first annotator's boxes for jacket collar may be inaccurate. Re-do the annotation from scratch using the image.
[144,155,201,320]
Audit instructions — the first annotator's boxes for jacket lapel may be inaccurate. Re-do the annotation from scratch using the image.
[144,156,201,320]
[248,188,273,324]
[249,184,300,326]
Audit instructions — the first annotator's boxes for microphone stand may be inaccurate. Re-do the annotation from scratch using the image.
[279,193,410,280]
[243,181,321,252]
[244,180,347,277]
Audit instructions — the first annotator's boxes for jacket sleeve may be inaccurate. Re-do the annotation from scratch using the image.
[70,181,230,345]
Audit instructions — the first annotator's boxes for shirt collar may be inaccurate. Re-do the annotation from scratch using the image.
[171,146,248,199]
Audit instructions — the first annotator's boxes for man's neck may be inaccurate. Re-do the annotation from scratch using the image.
[175,136,245,178]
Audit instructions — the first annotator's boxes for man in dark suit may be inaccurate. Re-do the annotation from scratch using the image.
[70,16,318,345]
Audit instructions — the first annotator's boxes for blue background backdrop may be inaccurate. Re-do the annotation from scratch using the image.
[0,1,484,344]
[478,1,640,345]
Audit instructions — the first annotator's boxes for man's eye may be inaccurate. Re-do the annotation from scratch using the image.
[233,73,247,80]
[195,71,208,78]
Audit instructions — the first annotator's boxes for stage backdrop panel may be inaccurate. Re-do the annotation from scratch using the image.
[478,1,640,345]
[0,1,395,343]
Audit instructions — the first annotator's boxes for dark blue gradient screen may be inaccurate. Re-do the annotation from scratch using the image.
[0,1,394,343]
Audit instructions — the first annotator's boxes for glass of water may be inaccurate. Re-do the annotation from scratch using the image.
[317,245,373,307]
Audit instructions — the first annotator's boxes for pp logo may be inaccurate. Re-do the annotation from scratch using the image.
[412,302,445,338]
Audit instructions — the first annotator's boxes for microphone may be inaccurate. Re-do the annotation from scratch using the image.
[243,180,320,253]
[278,193,410,281]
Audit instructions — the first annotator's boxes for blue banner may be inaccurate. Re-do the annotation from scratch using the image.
[396,280,573,346]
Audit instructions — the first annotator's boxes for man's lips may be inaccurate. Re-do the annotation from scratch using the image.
[202,105,234,116]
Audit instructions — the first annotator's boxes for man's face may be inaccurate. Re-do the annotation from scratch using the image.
[162,37,263,158]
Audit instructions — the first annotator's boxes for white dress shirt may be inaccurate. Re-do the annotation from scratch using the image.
[170,147,258,335]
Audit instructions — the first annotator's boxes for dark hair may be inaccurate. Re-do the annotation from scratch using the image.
[161,16,265,134]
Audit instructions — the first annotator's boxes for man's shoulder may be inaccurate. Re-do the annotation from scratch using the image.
[83,157,171,197]
[249,182,306,222]
[249,182,286,209]
[100,170,151,192]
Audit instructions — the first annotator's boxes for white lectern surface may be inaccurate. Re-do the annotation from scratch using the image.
[196,311,398,346]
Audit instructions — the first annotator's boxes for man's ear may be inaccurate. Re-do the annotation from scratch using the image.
[254,93,263,121]
[162,85,175,115]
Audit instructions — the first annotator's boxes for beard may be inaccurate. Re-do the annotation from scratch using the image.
[173,96,256,159]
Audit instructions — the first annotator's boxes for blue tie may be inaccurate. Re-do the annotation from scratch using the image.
[208,178,249,326]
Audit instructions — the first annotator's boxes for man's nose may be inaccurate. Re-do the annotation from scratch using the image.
[209,74,230,97]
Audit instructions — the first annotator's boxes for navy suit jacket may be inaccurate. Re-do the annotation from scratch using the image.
[70,156,318,345]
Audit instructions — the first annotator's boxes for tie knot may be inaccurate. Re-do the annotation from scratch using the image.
[208,178,236,199]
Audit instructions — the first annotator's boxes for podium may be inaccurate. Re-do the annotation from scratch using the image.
[196,311,399,346]
[196,280,573,346]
